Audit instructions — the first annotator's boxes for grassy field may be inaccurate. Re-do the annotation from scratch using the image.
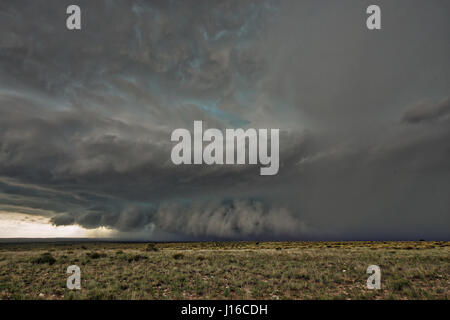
[0,241,448,300]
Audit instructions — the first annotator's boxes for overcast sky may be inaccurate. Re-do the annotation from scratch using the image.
[0,0,449,240]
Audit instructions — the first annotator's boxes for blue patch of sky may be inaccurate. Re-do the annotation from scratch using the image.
[131,2,156,16]
[133,25,142,47]
[202,0,278,42]
[175,43,205,84]
[181,97,249,127]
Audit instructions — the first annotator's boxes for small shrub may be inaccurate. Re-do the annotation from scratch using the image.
[31,253,56,265]
[390,279,410,291]
[128,254,148,262]
[86,252,106,259]
[173,253,184,260]
[145,243,159,252]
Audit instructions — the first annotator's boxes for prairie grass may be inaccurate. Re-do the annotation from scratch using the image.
[0,241,448,300]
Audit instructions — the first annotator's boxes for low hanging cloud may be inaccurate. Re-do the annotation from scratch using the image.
[402,98,450,124]
[48,199,312,240]
[153,200,310,239]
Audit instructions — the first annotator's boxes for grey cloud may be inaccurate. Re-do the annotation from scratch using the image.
[402,98,450,124]
[154,200,311,240]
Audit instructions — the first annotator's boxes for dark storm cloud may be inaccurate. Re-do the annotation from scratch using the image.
[402,98,450,124]
[0,0,449,240]
[154,200,311,239]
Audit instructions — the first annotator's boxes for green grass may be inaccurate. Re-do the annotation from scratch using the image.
[0,241,448,300]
